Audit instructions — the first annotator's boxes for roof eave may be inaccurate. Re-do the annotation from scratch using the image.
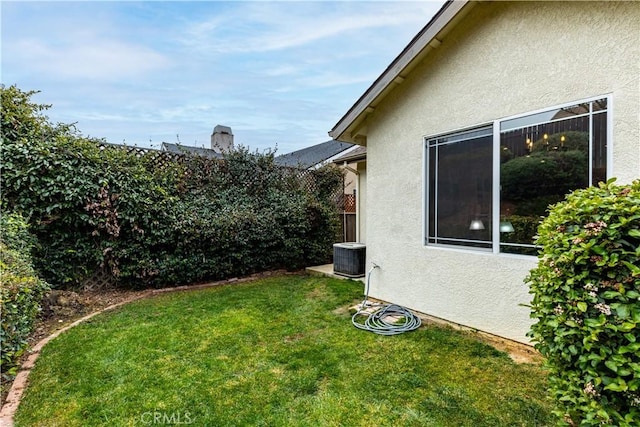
[328,0,475,144]
[332,152,366,164]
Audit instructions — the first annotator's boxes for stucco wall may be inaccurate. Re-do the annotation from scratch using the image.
[357,161,367,244]
[342,166,358,195]
[363,1,639,343]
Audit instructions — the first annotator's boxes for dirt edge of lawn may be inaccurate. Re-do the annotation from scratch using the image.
[413,312,544,365]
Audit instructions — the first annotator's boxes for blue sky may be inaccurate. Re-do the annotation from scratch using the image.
[1,1,445,154]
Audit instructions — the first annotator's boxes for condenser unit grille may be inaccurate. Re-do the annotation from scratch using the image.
[333,243,366,278]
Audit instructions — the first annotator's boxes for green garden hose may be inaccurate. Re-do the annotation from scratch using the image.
[351,264,422,335]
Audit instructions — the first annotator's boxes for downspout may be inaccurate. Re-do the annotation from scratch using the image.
[342,162,360,242]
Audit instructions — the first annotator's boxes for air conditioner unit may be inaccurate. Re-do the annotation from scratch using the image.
[333,243,366,278]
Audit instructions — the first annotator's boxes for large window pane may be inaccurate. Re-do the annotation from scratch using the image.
[499,100,606,254]
[425,97,607,254]
[427,127,492,249]
[592,110,607,184]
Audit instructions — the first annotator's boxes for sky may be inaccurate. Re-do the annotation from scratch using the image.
[1,1,446,154]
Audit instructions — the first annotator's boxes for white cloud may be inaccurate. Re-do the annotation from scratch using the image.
[9,38,169,81]
[263,64,302,77]
[182,1,440,54]
[296,71,380,89]
[2,0,447,152]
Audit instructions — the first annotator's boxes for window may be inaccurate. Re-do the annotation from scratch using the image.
[425,97,609,254]
[427,126,493,249]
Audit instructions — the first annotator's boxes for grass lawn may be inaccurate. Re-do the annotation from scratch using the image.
[16,274,553,426]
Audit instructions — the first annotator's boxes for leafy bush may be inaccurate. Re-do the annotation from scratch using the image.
[1,85,342,289]
[500,215,540,245]
[0,210,38,256]
[527,179,640,425]
[0,213,50,380]
[501,150,588,203]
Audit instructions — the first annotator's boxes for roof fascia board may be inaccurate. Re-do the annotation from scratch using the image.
[329,0,472,143]
[332,149,367,164]
[312,145,361,169]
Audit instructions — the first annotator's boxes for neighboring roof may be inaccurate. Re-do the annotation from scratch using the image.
[332,145,367,164]
[161,142,223,159]
[328,0,475,144]
[275,140,355,169]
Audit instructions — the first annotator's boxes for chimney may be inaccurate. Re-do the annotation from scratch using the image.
[211,125,234,153]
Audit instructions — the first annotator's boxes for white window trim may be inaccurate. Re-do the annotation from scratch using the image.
[423,94,613,256]
[491,121,501,255]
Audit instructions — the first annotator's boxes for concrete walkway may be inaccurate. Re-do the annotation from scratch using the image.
[305,264,366,283]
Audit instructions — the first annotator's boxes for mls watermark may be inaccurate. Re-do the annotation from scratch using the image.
[140,411,195,425]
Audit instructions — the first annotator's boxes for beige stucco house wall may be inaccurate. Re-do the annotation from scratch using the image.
[330,1,639,343]
[357,161,367,244]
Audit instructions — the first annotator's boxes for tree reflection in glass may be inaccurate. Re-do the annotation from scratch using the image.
[499,99,607,255]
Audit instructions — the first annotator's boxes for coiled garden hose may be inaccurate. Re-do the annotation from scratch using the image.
[351,264,422,335]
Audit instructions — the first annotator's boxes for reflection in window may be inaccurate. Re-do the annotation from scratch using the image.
[499,99,608,254]
[424,97,608,254]
[427,126,492,249]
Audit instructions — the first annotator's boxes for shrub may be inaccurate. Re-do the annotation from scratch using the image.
[501,150,588,202]
[1,85,342,289]
[2,138,341,289]
[527,179,640,425]
[0,213,50,380]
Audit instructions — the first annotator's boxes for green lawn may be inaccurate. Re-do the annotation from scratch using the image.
[16,274,553,426]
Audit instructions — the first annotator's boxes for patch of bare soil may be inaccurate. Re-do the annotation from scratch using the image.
[30,288,149,344]
[411,311,544,364]
[472,331,544,364]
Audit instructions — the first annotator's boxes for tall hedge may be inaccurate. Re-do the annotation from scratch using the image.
[0,213,50,380]
[1,85,342,289]
[527,179,640,425]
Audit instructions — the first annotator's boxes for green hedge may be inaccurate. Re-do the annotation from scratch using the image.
[1,85,342,289]
[0,213,50,380]
[527,179,640,425]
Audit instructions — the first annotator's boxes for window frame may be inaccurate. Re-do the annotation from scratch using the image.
[423,94,612,256]
[425,124,494,251]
